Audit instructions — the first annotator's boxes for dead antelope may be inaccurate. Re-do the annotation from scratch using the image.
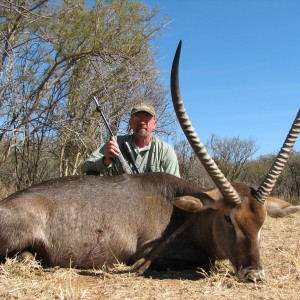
[0,41,299,283]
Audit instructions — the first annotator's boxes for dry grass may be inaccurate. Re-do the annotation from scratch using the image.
[1,215,300,299]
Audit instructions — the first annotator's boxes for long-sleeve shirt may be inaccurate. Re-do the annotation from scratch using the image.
[81,135,180,177]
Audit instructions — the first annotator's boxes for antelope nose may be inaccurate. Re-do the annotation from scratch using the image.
[238,266,265,283]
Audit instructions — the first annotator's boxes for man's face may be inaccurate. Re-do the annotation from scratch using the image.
[129,111,157,139]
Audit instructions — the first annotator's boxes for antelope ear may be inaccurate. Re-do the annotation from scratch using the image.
[174,191,222,212]
[174,196,203,212]
[266,196,300,218]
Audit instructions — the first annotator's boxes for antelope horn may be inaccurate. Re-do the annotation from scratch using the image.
[171,41,241,205]
[255,109,300,203]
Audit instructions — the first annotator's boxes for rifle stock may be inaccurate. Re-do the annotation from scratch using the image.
[121,141,139,174]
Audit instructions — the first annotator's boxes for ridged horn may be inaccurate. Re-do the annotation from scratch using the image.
[255,109,300,203]
[171,41,241,205]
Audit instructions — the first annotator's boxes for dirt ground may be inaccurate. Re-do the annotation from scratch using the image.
[1,214,300,300]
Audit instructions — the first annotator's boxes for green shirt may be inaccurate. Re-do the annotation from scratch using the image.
[81,135,180,177]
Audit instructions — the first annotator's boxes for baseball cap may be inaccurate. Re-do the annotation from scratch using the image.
[131,103,156,117]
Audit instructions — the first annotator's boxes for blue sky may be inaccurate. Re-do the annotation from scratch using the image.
[143,0,300,157]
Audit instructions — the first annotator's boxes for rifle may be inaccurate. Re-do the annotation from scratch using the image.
[93,97,138,174]
[121,141,139,174]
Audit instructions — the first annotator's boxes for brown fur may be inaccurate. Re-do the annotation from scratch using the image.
[0,172,299,282]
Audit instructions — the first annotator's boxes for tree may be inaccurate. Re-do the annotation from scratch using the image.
[239,151,300,203]
[207,134,259,181]
[0,0,171,191]
[174,139,197,181]
[174,134,258,187]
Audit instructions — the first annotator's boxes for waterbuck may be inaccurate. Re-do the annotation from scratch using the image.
[0,41,299,282]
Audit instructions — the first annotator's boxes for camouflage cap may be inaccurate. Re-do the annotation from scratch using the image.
[131,103,156,117]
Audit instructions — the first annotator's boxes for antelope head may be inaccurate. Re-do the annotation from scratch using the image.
[170,40,300,282]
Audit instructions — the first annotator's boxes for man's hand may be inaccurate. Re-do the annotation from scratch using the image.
[103,138,120,167]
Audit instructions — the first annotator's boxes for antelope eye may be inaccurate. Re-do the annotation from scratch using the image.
[224,215,231,223]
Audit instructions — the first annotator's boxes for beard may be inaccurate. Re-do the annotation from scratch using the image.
[134,129,150,138]
[134,126,150,138]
